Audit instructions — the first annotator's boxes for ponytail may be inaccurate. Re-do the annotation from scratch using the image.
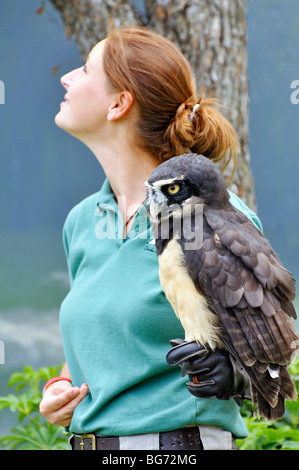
[189,96,238,178]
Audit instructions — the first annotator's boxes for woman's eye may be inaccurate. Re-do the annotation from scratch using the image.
[167,184,180,195]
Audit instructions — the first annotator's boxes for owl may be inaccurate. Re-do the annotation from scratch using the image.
[145,153,299,420]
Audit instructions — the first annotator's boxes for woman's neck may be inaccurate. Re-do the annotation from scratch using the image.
[87,137,159,223]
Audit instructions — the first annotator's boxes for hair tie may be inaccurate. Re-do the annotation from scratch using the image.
[190,103,200,122]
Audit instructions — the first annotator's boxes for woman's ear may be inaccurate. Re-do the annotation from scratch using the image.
[107,91,134,121]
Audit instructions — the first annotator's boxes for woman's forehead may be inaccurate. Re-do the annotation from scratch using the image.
[89,40,106,63]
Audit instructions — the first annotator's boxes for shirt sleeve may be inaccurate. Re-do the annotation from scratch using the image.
[228,190,263,233]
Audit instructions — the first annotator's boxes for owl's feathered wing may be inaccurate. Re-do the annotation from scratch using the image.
[180,203,299,421]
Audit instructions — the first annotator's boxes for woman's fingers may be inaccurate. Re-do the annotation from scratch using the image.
[40,383,89,426]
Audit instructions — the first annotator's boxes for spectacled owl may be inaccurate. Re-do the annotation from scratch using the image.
[145,153,299,421]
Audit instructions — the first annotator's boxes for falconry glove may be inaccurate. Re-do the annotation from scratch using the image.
[166,339,251,401]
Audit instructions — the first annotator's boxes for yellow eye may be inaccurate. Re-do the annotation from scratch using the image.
[167,184,180,195]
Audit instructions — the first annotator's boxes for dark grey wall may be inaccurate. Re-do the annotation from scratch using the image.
[0,0,104,312]
[248,0,299,290]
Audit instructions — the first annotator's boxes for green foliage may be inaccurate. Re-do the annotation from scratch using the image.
[236,357,299,450]
[0,359,298,450]
[0,365,69,450]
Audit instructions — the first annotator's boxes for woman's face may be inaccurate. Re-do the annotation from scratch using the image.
[55,40,114,140]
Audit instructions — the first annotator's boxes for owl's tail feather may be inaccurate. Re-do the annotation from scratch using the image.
[248,364,297,421]
[252,387,285,421]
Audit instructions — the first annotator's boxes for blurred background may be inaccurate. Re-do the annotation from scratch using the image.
[0,0,298,433]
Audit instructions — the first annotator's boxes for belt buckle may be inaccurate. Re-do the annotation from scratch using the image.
[80,433,96,450]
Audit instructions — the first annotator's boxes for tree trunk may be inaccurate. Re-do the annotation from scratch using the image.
[48,0,256,210]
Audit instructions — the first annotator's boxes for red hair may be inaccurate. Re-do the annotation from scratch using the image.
[103,27,238,179]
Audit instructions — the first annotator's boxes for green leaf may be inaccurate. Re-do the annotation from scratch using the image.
[281,440,299,450]
[0,394,20,413]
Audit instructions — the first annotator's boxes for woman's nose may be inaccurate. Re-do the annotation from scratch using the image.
[60,68,81,89]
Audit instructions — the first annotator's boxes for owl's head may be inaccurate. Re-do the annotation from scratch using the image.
[145,154,228,222]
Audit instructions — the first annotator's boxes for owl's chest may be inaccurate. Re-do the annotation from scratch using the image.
[158,239,221,349]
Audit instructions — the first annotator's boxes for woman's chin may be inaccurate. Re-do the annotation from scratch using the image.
[54,110,64,127]
[54,114,84,141]
[54,112,72,132]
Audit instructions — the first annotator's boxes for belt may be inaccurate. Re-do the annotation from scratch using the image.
[70,427,204,450]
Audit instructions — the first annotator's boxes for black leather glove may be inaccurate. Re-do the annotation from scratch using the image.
[166,339,251,401]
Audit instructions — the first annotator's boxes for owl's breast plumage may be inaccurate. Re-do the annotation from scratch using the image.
[158,238,221,349]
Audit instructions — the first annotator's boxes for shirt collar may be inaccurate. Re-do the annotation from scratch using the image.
[96,178,152,241]
[97,178,117,207]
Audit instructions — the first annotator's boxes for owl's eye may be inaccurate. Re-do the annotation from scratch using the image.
[166,183,180,195]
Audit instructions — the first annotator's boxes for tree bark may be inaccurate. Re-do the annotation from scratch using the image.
[48,0,256,209]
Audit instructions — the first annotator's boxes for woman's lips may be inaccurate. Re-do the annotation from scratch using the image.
[60,95,70,106]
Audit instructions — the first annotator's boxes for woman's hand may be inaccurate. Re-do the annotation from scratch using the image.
[39,380,89,427]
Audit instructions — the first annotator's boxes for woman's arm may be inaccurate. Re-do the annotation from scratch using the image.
[60,362,71,379]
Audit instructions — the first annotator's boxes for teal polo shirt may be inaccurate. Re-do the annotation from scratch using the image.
[60,178,261,438]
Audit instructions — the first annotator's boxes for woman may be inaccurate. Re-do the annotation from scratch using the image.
[40,27,262,450]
